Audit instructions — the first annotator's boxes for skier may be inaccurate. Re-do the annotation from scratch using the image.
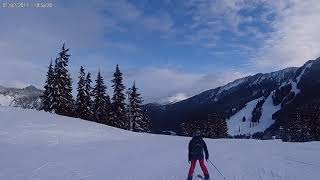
[187,130,210,180]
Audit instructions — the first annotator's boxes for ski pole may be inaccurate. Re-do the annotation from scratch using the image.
[208,159,226,179]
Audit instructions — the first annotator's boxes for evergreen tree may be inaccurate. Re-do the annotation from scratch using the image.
[84,72,93,120]
[41,60,55,112]
[75,66,93,120]
[111,65,128,129]
[286,108,302,142]
[51,58,59,112]
[251,99,265,125]
[315,110,320,141]
[208,113,228,138]
[141,108,152,132]
[218,115,228,138]
[52,43,74,116]
[128,81,149,132]
[92,71,111,124]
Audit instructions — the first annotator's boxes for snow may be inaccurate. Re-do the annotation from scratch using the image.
[258,92,281,132]
[251,67,296,86]
[227,97,263,136]
[216,77,247,95]
[0,85,42,109]
[289,79,299,95]
[227,92,281,136]
[296,62,313,83]
[0,94,15,106]
[290,62,313,95]
[1,106,320,180]
[166,93,190,104]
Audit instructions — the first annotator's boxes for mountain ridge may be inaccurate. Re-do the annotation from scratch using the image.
[0,85,42,109]
[146,58,319,137]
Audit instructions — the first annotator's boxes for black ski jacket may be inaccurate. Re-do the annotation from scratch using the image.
[188,136,209,161]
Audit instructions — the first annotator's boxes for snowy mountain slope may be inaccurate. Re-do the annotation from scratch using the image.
[278,61,313,97]
[0,94,15,106]
[0,85,42,109]
[226,61,314,136]
[228,92,281,136]
[147,66,297,133]
[227,97,263,136]
[148,58,320,136]
[1,106,320,180]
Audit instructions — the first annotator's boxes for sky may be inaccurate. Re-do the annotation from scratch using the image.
[1,0,320,103]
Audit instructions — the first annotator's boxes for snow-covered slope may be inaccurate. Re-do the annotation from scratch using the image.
[1,106,320,180]
[227,62,314,136]
[0,85,42,109]
[0,94,15,106]
[228,92,281,136]
[285,61,313,96]
[227,97,262,136]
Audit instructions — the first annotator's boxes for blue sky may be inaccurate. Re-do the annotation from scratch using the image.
[1,0,320,103]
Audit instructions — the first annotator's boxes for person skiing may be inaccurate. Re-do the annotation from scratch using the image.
[187,130,210,180]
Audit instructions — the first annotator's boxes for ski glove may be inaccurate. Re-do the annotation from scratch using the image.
[205,155,209,161]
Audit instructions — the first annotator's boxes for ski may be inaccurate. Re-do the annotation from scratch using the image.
[197,174,204,180]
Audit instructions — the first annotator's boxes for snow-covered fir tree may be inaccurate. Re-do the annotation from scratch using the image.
[111,65,129,129]
[52,43,74,117]
[92,71,112,124]
[41,60,55,112]
[75,66,93,120]
[84,72,93,119]
[141,108,151,132]
[128,81,149,132]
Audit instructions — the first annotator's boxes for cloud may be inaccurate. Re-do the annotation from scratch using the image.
[104,0,175,34]
[123,67,248,103]
[180,0,258,46]
[252,0,320,70]
[1,0,319,104]
[0,0,109,87]
[182,0,320,70]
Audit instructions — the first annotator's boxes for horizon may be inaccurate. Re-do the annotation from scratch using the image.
[0,58,311,105]
[1,0,320,103]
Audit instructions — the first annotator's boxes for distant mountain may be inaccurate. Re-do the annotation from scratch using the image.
[157,93,191,105]
[0,85,43,109]
[147,57,320,137]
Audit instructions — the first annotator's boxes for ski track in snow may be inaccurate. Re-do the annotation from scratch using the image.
[0,106,320,180]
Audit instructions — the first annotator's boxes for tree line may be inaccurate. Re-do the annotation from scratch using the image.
[282,104,320,142]
[40,43,151,132]
[180,113,228,138]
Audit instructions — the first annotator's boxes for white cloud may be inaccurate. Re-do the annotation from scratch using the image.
[253,0,320,70]
[2,0,319,103]
[123,67,248,103]
[0,0,109,87]
[181,0,256,45]
[104,0,175,34]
